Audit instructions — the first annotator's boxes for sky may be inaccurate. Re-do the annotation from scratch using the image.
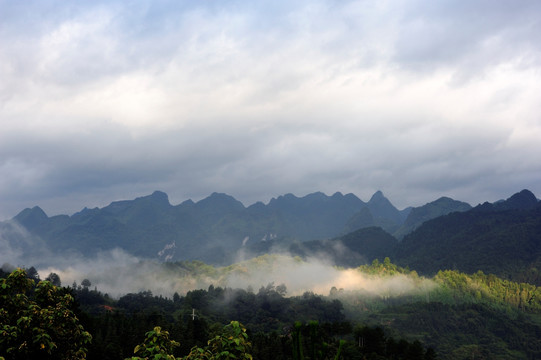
[1,0,541,220]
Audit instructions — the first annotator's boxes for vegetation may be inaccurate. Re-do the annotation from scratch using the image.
[0,268,92,360]
[3,256,541,359]
[126,321,252,360]
[394,203,541,285]
[184,321,252,360]
[129,326,179,360]
[433,270,541,311]
[1,266,438,359]
[334,261,541,359]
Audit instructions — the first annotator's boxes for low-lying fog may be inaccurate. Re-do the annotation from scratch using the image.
[1,222,434,299]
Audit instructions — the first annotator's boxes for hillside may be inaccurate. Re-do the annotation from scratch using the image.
[5,257,541,360]
[393,196,472,239]
[394,190,541,284]
[288,227,398,267]
[245,189,541,285]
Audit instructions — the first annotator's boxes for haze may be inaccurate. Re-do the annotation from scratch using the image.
[36,251,433,299]
[1,0,541,220]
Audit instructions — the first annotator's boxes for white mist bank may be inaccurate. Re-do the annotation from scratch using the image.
[38,251,434,299]
[2,222,434,298]
[224,255,435,297]
[38,249,212,298]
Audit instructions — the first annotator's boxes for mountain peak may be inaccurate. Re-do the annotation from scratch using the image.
[504,189,538,209]
[14,206,47,221]
[394,196,472,239]
[369,190,385,203]
[365,190,403,225]
[305,191,327,199]
[148,190,170,204]
[13,206,49,230]
[197,192,245,211]
[131,190,171,208]
[207,192,241,202]
[475,189,539,212]
[102,191,171,215]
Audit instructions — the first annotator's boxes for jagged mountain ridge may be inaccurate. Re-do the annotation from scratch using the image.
[5,188,540,283]
[9,190,415,264]
[278,189,541,283]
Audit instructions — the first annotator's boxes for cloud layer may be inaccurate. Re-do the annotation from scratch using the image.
[1,0,541,218]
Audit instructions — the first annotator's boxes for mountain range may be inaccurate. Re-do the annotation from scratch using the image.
[3,189,540,284]
[2,190,467,263]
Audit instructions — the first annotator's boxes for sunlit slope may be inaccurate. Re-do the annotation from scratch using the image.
[394,190,541,285]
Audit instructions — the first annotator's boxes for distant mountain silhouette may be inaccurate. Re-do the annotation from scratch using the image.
[367,190,408,224]
[342,191,411,234]
[6,190,409,264]
[342,207,376,234]
[473,189,539,212]
[393,197,472,239]
[13,206,49,232]
[7,188,540,283]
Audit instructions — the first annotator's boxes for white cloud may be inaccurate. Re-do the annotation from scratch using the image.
[1,0,541,218]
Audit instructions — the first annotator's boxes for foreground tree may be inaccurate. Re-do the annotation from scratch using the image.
[185,321,252,360]
[127,321,252,360]
[128,326,179,360]
[0,268,92,360]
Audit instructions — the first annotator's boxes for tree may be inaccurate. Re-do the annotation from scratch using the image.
[184,321,252,360]
[0,268,92,359]
[81,279,91,289]
[45,272,61,287]
[127,321,252,360]
[290,321,344,360]
[26,266,40,281]
[355,325,386,357]
[127,326,179,360]
[276,284,287,296]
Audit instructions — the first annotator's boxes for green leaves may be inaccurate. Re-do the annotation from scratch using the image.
[129,326,179,360]
[129,321,253,360]
[0,268,92,359]
[204,321,252,360]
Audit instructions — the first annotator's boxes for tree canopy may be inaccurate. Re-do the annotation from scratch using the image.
[0,268,92,359]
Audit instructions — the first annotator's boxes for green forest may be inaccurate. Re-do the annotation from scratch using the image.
[2,257,541,359]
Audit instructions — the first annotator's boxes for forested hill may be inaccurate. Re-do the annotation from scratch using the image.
[394,189,541,285]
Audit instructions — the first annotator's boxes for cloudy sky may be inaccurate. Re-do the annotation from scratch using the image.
[1,0,541,220]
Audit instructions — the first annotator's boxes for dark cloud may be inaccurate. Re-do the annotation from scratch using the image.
[1,0,541,219]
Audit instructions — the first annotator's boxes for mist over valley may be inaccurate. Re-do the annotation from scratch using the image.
[2,188,540,297]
